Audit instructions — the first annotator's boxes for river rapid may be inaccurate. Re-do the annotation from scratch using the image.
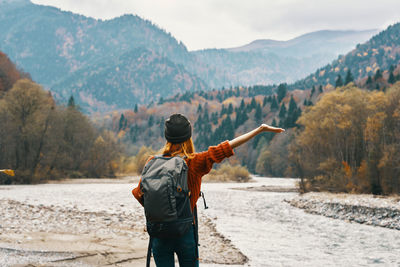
[1,177,400,266]
[200,178,400,266]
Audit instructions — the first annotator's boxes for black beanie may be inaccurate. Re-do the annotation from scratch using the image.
[164,114,192,144]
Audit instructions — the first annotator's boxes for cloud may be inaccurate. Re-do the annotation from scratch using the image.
[31,0,400,50]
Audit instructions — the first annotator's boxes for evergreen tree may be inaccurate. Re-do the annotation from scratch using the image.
[335,75,343,88]
[68,95,75,108]
[388,71,396,84]
[366,75,373,85]
[234,109,248,129]
[213,115,234,144]
[278,104,287,119]
[272,118,277,126]
[148,115,154,127]
[288,95,297,115]
[255,104,262,124]
[271,96,279,111]
[203,109,209,122]
[318,85,323,93]
[277,83,287,103]
[374,69,382,80]
[227,103,233,114]
[134,104,138,113]
[217,91,223,102]
[220,104,226,115]
[263,96,268,107]
[197,104,203,113]
[239,99,245,110]
[344,69,354,85]
[119,114,127,131]
[310,86,315,97]
[211,112,218,125]
[285,96,299,128]
[250,97,257,110]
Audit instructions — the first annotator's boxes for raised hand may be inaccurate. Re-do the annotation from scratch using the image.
[260,124,285,133]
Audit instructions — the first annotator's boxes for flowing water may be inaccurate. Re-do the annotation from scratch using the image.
[1,177,400,266]
[200,178,400,266]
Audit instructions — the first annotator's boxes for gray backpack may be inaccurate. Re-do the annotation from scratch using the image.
[140,156,193,238]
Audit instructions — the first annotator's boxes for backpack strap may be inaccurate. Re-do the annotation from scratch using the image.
[200,191,208,209]
[193,206,199,266]
[146,236,152,267]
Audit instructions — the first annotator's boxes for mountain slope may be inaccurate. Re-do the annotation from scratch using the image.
[0,0,381,112]
[292,23,400,90]
[192,30,377,86]
[52,47,206,112]
[229,30,377,56]
[0,0,206,111]
[0,0,191,85]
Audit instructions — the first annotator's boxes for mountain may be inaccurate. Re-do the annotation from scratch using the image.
[0,0,206,110]
[52,48,206,113]
[0,0,379,112]
[291,23,400,90]
[228,30,377,56]
[193,30,378,87]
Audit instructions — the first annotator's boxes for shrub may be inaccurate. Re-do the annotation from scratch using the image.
[203,163,251,182]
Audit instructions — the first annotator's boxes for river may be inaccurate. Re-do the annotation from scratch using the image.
[200,178,400,266]
[1,177,399,266]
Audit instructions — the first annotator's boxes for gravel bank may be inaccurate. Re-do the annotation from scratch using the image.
[287,192,400,230]
[0,185,247,266]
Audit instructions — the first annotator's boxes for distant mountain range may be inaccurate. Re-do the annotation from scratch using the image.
[0,0,379,111]
[193,30,377,88]
[291,23,400,90]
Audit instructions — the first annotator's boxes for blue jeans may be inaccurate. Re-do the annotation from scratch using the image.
[152,227,199,267]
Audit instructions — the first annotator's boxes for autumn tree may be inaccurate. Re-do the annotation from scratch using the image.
[289,83,400,194]
[0,79,54,181]
[0,79,120,183]
[0,51,22,95]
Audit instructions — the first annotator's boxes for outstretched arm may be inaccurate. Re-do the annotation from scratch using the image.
[228,124,285,149]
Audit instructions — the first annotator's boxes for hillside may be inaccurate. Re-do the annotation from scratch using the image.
[0,0,378,112]
[51,48,206,112]
[109,22,400,173]
[0,0,205,111]
[193,30,377,86]
[292,23,400,90]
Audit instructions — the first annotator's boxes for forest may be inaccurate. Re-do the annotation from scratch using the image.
[111,68,400,195]
[1,36,400,195]
[0,52,119,184]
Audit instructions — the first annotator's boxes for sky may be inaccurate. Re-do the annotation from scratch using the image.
[31,0,400,51]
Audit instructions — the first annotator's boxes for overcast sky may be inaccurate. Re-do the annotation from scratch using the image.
[31,0,400,51]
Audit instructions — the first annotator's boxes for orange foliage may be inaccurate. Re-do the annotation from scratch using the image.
[0,51,22,93]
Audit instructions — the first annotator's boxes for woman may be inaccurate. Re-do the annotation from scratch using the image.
[132,113,285,266]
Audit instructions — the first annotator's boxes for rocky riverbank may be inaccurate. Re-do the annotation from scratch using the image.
[287,192,400,230]
[0,183,247,266]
